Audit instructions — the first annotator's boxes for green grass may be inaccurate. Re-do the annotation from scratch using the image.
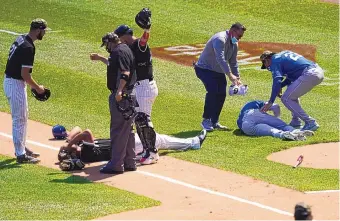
[0,155,159,220]
[0,0,338,195]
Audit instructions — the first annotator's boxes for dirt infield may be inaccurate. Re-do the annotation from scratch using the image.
[0,111,339,220]
[152,42,316,67]
[268,142,339,169]
[321,0,339,4]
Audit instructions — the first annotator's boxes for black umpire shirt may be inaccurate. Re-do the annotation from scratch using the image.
[5,35,35,80]
[107,43,136,92]
[130,39,153,81]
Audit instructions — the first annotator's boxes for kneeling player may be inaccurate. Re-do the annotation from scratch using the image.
[237,100,314,140]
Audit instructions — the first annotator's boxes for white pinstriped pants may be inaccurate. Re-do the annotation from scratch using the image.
[3,78,28,156]
[135,79,158,117]
[134,133,200,154]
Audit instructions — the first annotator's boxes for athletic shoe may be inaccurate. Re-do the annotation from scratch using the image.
[212,122,228,131]
[25,147,40,158]
[289,119,302,128]
[192,130,207,150]
[198,130,207,145]
[140,151,159,165]
[301,121,319,131]
[201,119,213,132]
[124,167,137,172]
[99,167,124,174]
[17,154,40,164]
[135,151,144,161]
[292,129,314,137]
[281,131,306,141]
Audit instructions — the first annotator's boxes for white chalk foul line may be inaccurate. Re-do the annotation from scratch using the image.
[305,190,340,194]
[0,131,293,217]
[0,132,59,151]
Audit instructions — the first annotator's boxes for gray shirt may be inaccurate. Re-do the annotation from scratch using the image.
[196,30,239,76]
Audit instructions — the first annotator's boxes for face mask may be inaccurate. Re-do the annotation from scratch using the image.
[231,36,238,44]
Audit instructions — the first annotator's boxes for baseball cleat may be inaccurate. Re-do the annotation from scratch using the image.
[201,119,213,132]
[212,122,228,131]
[140,151,159,165]
[301,121,319,131]
[25,147,40,158]
[198,129,207,146]
[17,154,40,164]
[292,130,314,137]
[281,131,296,141]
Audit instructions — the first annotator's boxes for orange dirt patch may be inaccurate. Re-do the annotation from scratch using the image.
[321,0,339,4]
[152,42,316,67]
[267,142,339,169]
[0,111,339,220]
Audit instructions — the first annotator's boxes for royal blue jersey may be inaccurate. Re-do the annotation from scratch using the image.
[268,50,314,103]
[269,50,314,82]
[237,100,265,129]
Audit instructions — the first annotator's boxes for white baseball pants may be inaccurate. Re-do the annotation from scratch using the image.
[3,78,28,156]
[135,79,158,117]
[135,133,200,154]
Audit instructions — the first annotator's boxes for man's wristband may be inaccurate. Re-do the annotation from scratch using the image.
[120,73,129,81]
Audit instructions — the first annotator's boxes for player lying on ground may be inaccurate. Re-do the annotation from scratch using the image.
[59,126,207,163]
[237,100,314,141]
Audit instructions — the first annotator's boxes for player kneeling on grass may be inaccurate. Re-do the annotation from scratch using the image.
[237,100,314,141]
[58,126,207,171]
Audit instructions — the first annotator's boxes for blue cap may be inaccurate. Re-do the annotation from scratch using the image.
[52,125,67,140]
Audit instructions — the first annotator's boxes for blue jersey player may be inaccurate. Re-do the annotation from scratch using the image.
[260,50,324,131]
[237,100,314,140]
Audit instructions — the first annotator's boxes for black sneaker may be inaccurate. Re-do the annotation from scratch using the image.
[124,167,137,172]
[17,154,40,164]
[25,147,40,158]
[198,130,207,145]
[99,167,124,174]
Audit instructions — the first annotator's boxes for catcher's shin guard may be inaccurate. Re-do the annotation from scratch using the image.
[135,112,157,153]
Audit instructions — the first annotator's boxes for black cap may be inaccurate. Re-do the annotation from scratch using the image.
[294,202,312,220]
[30,18,47,30]
[100,32,119,47]
[260,50,275,69]
[114,25,133,37]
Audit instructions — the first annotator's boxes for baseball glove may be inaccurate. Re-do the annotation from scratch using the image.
[135,8,152,29]
[59,158,85,171]
[31,87,51,101]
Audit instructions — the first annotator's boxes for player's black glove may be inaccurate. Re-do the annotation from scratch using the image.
[135,8,152,29]
[31,87,51,101]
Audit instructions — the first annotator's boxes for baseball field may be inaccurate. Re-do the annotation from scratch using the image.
[0,0,339,220]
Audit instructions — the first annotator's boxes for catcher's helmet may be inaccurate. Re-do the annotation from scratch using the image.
[114,25,133,37]
[52,125,67,140]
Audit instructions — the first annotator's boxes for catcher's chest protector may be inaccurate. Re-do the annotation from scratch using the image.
[80,139,111,162]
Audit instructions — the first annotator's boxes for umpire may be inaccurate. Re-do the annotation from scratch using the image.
[98,32,137,174]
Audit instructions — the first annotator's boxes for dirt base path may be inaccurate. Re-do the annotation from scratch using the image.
[268,142,339,169]
[0,112,338,220]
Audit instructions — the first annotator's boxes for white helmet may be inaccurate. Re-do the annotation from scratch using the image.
[229,84,248,96]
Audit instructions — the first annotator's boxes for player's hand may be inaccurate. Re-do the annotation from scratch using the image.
[277,88,283,98]
[229,74,241,86]
[115,91,123,102]
[35,85,45,94]
[90,53,100,61]
[261,101,273,113]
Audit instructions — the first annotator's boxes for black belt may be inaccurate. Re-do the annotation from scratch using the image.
[5,74,22,80]
[138,77,153,82]
[110,84,135,94]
